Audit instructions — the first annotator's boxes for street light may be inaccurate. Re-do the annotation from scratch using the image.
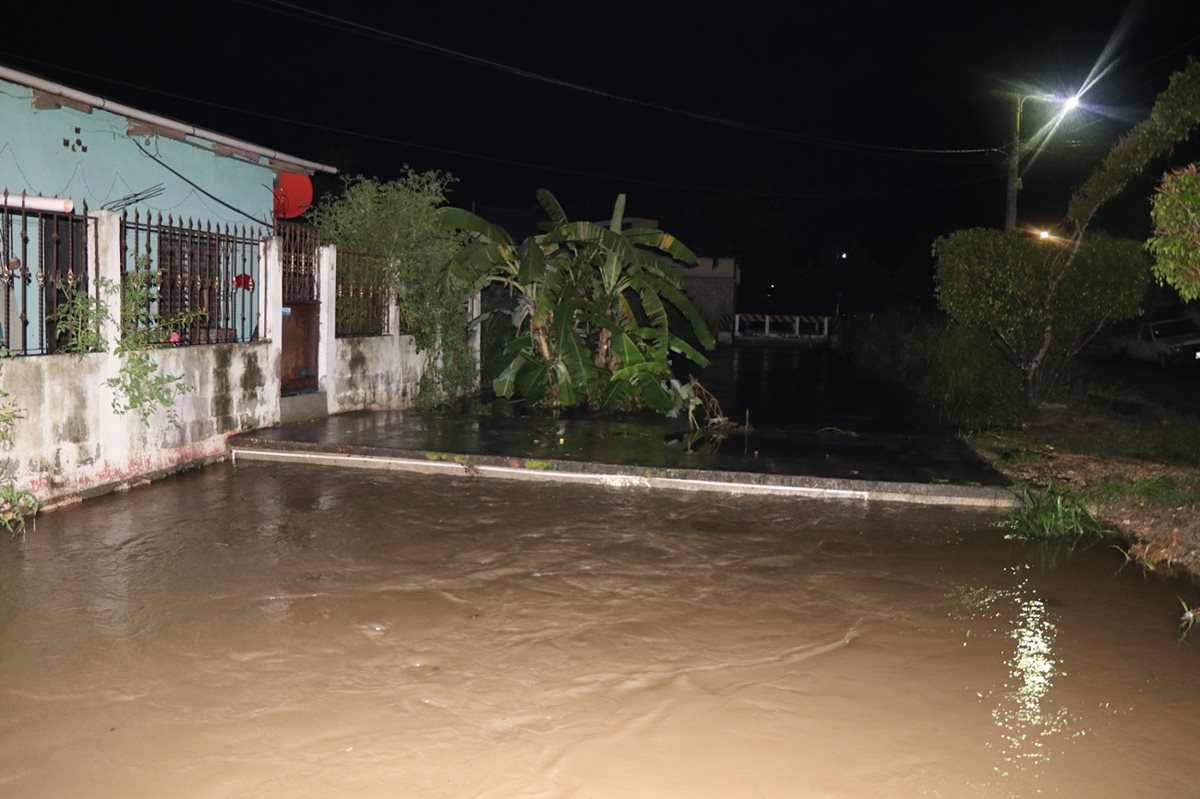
[1005,92,1080,231]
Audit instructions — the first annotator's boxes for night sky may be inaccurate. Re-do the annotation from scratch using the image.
[6,0,1200,310]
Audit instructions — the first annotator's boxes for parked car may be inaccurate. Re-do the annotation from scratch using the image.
[1110,318,1200,366]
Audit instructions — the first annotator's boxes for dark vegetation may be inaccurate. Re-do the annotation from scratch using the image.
[844,317,1024,432]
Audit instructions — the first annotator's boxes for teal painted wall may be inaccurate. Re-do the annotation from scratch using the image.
[0,76,275,226]
[1,76,277,352]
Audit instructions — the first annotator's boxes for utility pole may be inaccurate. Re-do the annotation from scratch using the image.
[1005,93,1023,231]
[1004,91,1079,231]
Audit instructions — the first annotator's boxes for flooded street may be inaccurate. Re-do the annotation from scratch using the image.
[2,462,1198,797]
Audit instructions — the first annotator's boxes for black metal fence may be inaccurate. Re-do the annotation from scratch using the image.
[336,249,391,337]
[278,221,320,304]
[122,210,264,345]
[1,194,96,356]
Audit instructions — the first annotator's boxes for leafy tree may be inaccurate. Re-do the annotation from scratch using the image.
[935,229,1148,406]
[443,190,715,416]
[1148,163,1200,301]
[307,171,472,407]
[935,60,1200,408]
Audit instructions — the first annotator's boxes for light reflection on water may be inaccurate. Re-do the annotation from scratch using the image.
[1,462,1199,798]
[990,589,1070,778]
[952,574,1074,788]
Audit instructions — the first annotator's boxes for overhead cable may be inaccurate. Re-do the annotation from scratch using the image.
[232,0,1002,157]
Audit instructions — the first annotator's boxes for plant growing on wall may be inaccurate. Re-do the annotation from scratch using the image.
[443,190,715,415]
[0,347,39,533]
[0,481,39,534]
[307,170,472,408]
[0,362,19,443]
[53,266,203,427]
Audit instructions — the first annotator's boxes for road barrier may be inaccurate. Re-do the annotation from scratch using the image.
[720,313,834,344]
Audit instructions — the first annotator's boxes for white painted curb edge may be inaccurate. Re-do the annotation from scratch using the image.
[230,447,1014,510]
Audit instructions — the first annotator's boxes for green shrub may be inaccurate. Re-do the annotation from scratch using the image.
[845,317,1023,432]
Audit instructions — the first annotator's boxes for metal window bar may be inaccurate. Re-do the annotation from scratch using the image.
[0,192,93,356]
[277,221,320,304]
[121,210,263,345]
[335,248,391,337]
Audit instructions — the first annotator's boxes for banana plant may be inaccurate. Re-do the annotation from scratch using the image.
[442,190,714,414]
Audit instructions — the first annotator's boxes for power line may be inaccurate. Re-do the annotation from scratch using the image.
[0,54,1004,201]
[132,139,271,226]
[232,0,1003,158]
[0,54,725,194]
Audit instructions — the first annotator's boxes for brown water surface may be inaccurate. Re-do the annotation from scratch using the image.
[1,463,1197,797]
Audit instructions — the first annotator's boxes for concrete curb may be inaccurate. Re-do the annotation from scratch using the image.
[229,436,1016,511]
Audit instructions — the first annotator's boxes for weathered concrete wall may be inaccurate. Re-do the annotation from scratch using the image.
[328,334,427,413]
[0,215,282,506]
[318,246,430,413]
[1,228,470,508]
[1,340,278,503]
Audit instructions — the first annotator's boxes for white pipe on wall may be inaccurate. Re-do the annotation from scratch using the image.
[0,193,73,213]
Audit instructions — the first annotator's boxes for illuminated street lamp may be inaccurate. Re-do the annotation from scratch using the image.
[1005,92,1080,231]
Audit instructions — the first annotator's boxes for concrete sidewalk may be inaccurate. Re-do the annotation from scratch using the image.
[229,409,1015,510]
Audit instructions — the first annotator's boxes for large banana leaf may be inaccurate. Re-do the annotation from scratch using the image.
[631,247,687,288]
[531,266,567,329]
[641,273,715,349]
[440,207,513,245]
[459,189,715,413]
[573,298,624,336]
[447,241,516,289]
[544,221,642,271]
[666,335,712,368]
[493,350,529,397]
[552,362,578,407]
[515,359,549,403]
[601,249,622,296]
[614,292,638,330]
[517,239,546,285]
[610,360,670,383]
[624,227,699,264]
[553,303,593,401]
[536,189,569,226]
[609,361,676,413]
[608,194,626,233]
[593,378,631,411]
[635,283,669,329]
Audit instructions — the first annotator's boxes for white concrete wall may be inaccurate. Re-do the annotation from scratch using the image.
[1,224,476,507]
[2,340,278,502]
[327,333,427,413]
[0,211,280,506]
[320,244,431,413]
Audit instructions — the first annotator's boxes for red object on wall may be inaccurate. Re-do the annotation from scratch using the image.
[273,172,314,219]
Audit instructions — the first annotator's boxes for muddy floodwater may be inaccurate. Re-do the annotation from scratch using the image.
[2,463,1198,798]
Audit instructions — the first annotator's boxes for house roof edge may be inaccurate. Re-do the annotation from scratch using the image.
[0,64,338,176]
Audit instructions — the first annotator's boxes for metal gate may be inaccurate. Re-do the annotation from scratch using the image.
[278,222,320,395]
